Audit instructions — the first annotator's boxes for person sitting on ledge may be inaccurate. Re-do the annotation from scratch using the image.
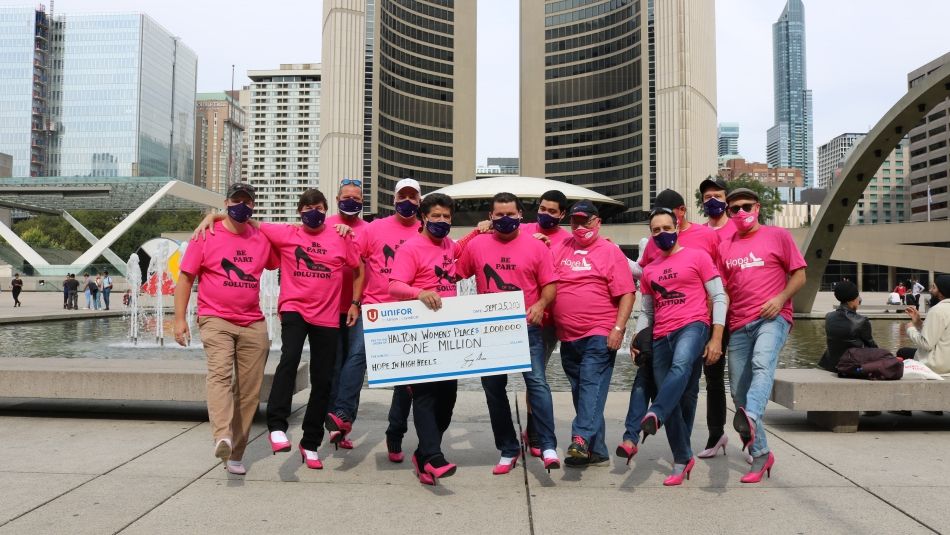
[819,280,877,372]
[898,275,950,375]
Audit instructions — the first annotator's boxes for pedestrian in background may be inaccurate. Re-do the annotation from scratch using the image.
[83,273,91,309]
[11,273,23,307]
[102,270,113,310]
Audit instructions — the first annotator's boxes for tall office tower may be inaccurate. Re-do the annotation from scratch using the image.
[0,7,197,180]
[718,123,740,157]
[0,7,52,177]
[319,0,476,215]
[907,53,950,222]
[238,86,251,181]
[194,92,245,194]
[520,0,717,221]
[767,0,814,187]
[245,64,321,223]
[817,133,909,225]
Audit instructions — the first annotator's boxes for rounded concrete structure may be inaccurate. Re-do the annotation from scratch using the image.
[793,61,950,312]
[429,176,625,225]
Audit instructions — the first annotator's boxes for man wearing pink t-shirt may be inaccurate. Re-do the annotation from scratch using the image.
[701,176,737,241]
[327,178,423,461]
[174,183,279,475]
[718,187,806,484]
[325,178,368,450]
[553,200,636,467]
[255,188,360,469]
[387,193,462,485]
[626,207,726,485]
[457,192,561,474]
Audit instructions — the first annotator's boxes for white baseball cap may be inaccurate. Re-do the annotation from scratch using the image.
[394,178,421,194]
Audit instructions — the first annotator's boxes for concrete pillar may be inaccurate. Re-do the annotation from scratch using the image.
[856,262,864,292]
[888,265,896,291]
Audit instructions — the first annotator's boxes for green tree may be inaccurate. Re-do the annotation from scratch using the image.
[693,174,782,224]
[20,227,63,249]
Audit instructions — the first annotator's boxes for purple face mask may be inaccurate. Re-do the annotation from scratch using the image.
[653,231,678,251]
[227,202,253,223]
[395,199,419,218]
[300,208,326,229]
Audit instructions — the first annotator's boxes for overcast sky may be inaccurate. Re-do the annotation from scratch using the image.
[6,0,950,165]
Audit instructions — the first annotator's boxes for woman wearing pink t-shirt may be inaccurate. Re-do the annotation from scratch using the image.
[388,193,462,485]
[629,207,726,486]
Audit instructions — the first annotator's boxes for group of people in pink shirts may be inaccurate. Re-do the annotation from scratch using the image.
[173,175,806,487]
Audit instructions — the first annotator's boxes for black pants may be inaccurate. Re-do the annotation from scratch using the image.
[12,288,21,306]
[386,385,413,442]
[266,311,338,451]
[411,380,457,462]
[703,329,729,439]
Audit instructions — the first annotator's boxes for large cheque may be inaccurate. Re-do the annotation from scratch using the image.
[362,291,531,387]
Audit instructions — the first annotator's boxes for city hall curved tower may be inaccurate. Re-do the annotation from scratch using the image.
[521,0,717,220]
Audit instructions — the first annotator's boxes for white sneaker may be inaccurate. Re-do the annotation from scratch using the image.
[225,460,247,475]
[214,438,232,462]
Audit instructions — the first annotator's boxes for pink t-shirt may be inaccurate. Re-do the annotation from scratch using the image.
[357,215,422,305]
[640,222,719,267]
[457,231,558,310]
[523,221,571,242]
[641,247,720,339]
[552,237,636,342]
[709,217,737,242]
[259,223,359,328]
[717,225,807,332]
[326,214,368,314]
[389,234,460,298]
[180,221,278,326]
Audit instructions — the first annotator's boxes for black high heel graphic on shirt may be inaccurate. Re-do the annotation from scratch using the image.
[295,246,330,272]
[383,245,396,267]
[434,265,460,284]
[650,281,685,300]
[483,264,520,291]
[221,258,257,282]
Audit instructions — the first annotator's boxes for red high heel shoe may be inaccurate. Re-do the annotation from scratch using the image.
[424,456,457,485]
[733,407,756,452]
[492,452,520,475]
[542,451,561,473]
[615,442,638,466]
[299,444,323,470]
[325,412,352,450]
[663,457,695,486]
[268,430,292,454]
[411,453,435,486]
[740,452,775,483]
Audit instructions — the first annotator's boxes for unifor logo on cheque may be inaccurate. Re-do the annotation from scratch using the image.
[366,307,415,322]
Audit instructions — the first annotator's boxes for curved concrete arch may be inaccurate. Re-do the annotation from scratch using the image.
[793,61,950,312]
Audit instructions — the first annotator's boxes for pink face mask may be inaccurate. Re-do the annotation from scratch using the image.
[573,222,600,247]
[733,208,759,233]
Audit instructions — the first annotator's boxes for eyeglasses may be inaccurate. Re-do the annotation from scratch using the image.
[727,202,757,215]
[340,178,363,187]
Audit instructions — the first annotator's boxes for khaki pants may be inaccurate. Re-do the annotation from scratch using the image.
[198,316,270,460]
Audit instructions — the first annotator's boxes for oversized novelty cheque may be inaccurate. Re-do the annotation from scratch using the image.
[362,291,531,387]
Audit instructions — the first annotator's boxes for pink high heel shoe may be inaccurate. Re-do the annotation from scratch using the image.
[268,430,292,454]
[697,434,728,459]
[663,457,695,486]
[522,431,541,458]
[740,452,775,483]
[492,452,520,475]
[615,442,638,466]
[640,412,660,444]
[411,454,435,486]
[325,413,352,450]
[299,444,323,470]
[733,407,756,452]
[424,458,457,485]
[542,452,561,473]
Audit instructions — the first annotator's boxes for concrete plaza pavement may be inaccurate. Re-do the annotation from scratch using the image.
[1,388,948,534]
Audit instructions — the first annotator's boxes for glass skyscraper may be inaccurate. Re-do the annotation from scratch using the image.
[0,7,196,180]
[768,0,814,187]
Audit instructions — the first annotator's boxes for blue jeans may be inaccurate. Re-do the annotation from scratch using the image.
[102,288,111,309]
[560,335,616,458]
[482,326,557,456]
[650,322,708,463]
[330,316,366,421]
[728,316,790,458]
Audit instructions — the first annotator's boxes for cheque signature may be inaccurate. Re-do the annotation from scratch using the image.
[461,352,486,369]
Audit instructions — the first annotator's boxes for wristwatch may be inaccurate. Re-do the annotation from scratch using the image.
[613,325,625,332]
[351,300,361,308]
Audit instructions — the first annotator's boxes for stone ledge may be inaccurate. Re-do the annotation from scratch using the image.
[0,357,307,402]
